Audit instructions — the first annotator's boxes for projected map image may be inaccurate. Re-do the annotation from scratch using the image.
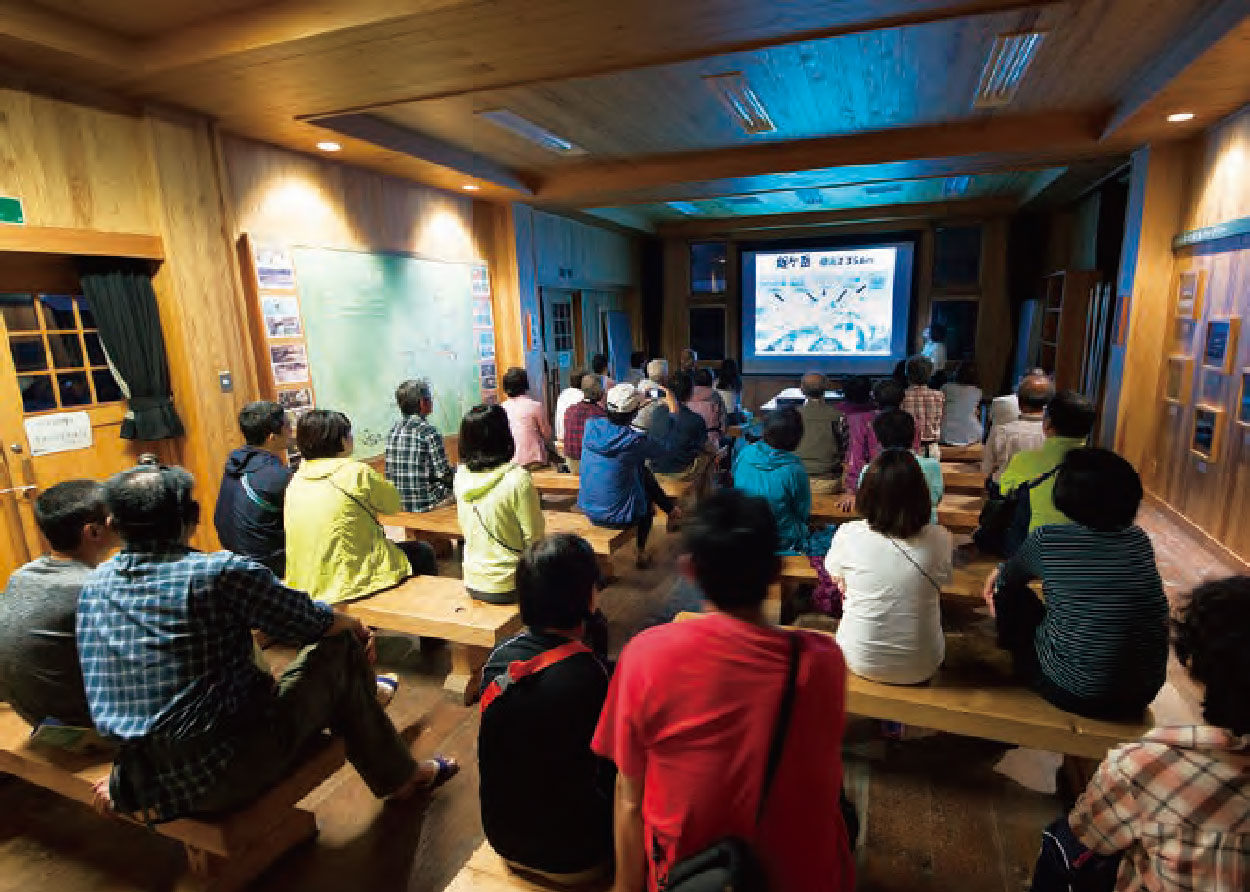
[755,247,897,356]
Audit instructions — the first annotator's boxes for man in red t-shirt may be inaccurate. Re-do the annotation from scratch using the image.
[592,490,855,892]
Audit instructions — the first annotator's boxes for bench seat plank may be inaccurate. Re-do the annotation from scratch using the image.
[776,554,996,604]
[941,443,984,464]
[344,576,523,648]
[381,506,631,557]
[810,492,982,533]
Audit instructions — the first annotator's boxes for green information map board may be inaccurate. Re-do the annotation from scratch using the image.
[292,246,482,457]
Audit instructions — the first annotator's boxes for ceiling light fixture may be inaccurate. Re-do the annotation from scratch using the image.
[704,72,777,135]
[477,109,586,155]
[461,184,481,191]
[1167,112,1195,123]
[973,31,1047,109]
[666,201,700,215]
[316,141,342,152]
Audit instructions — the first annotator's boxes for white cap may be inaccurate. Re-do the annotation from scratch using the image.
[605,382,644,414]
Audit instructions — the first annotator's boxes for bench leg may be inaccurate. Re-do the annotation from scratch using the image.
[179,807,317,892]
[445,643,489,706]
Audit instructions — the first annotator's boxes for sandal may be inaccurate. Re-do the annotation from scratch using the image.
[419,755,460,792]
[376,673,399,709]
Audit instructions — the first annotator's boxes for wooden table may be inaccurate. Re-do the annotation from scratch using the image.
[811,492,983,533]
[381,504,633,558]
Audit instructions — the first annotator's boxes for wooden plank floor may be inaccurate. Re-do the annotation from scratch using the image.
[0,502,1233,892]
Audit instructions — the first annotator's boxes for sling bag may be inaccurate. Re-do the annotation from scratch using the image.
[479,639,592,713]
[973,466,1058,557]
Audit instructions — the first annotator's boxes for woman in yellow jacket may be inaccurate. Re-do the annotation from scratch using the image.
[454,404,545,603]
[285,410,437,604]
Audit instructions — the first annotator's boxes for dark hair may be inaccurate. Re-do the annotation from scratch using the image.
[905,355,934,386]
[693,368,714,387]
[891,360,907,383]
[872,408,916,449]
[34,480,106,552]
[395,379,432,417]
[842,375,872,406]
[1052,447,1142,531]
[872,378,905,409]
[1045,390,1095,439]
[1018,373,1055,413]
[567,368,588,390]
[606,410,635,426]
[502,367,530,398]
[763,407,803,451]
[927,322,947,342]
[630,350,646,369]
[857,450,931,539]
[716,358,742,392]
[669,370,694,402]
[954,361,979,388]
[683,489,780,608]
[517,534,599,630]
[459,404,515,471]
[591,353,608,374]
[238,401,286,447]
[297,409,352,460]
[1173,576,1250,736]
[104,465,199,543]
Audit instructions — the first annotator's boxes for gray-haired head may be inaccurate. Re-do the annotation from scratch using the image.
[395,378,433,417]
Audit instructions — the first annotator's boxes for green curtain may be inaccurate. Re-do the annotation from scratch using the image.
[78,261,185,441]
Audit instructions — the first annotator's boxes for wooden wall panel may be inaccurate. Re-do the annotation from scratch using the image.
[977,218,1011,394]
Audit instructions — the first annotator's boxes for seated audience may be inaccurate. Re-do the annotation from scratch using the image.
[634,358,670,432]
[625,351,647,387]
[478,534,614,882]
[869,409,943,524]
[1000,389,1094,532]
[834,375,875,420]
[0,481,116,728]
[900,354,944,457]
[385,379,453,513]
[649,371,711,484]
[78,463,457,821]
[578,383,684,569]
[733,408,815,555]
[679,347,698,373]
[827,450,952,684]
[987,368,1047,437]
[454,404,545,604]
[986,447,1168,720]
[501,367,555,469]
[592,489,855,892]
[285,409,436,604]
[983,370,1054,481]
[686,367,726,445]
[715,357,744,419]
[554,367,588,444]
[841,379,917,504]
[561,374,607,474]
[591,353,615,392]
[214,400,292,574]
[1034,575,1250,892]
[795,372,850,494]
[940,361,983,446]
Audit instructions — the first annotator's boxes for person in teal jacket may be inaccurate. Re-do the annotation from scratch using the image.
[732,408,816,555]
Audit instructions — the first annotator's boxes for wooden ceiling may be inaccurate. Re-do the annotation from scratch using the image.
[2,0,1248,229]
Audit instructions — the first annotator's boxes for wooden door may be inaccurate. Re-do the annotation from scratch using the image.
[0,290,150,573]
[539,287,576,408]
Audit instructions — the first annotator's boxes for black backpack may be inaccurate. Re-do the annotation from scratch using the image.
[972,467,1058,558]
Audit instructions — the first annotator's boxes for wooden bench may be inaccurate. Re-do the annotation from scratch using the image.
[775,555,996,606]
[444,841,609,891]
[811,492,983,533]
[940,443,984,464]
[940,462,986,494]
[344,575,524,704]
[0,705,345,892]
[529,468,700,502]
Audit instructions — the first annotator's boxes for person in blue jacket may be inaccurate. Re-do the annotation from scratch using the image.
[214,400,293,575]
[578,383,684,569]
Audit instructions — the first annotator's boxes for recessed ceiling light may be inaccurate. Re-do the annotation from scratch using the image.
[704,72,777,135]
[477,109,585,155]
[1167,112,1195,123]
[316,141,342,152]
[973,31,1047,109]
[462,184,480,191]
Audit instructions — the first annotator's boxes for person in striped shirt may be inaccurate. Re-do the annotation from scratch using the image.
[984,447,1168,721]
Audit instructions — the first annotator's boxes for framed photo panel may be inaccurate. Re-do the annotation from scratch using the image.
[1238,369,1250,428]
[1163,356,1193,405]
[1202,317,1241,373]
[1190,405,1226,461]
[1174,269,1205,319]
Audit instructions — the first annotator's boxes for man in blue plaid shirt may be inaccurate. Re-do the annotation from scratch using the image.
[386,379,454,512]
[77,464,458,821]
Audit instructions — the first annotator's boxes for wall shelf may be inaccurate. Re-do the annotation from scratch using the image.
[0,225,164,260]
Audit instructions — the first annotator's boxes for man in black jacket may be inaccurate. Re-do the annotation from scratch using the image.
[214,401,292,574]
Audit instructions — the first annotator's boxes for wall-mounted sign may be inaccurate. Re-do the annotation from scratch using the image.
[0,196,24,225]
[24,411,92,456]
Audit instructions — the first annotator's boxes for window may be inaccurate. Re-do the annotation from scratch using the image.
[690,242,728,295]
[550,301,574,352]
[689,306,726,361]
[932,226,982,291]
[1,293,123,414]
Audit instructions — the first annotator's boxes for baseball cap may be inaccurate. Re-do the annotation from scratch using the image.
[606,382,644,414]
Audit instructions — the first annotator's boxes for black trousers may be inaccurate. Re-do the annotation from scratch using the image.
[397,539,438,576]
[598,468,677,552]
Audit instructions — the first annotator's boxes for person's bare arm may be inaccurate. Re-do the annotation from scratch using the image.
[612,772,647,892]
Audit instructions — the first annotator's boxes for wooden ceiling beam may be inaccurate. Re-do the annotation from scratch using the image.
[0,1,133,70]
[297,0,1060,120]
[656,198,1017,238]
[540,111,1111,205]
[1100,0,1250,140]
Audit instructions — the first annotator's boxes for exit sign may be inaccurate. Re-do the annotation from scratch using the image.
[0,197,24,224]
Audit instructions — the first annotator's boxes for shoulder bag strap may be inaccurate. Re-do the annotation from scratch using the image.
[470,466,525,554]
[887,536,944,593]
[480,639,591,713]
[756,633,802,825]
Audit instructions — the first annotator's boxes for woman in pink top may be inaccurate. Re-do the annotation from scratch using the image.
[839,377,918,508]
[686,368,726,446]
[501,367,554,469]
